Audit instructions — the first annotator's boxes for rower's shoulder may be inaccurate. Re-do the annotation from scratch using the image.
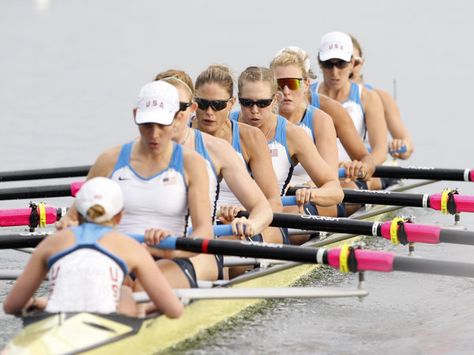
[237,121,266,142]
[181,145,208,173]
[286,122,313,142]
[318,94,348,118]
[373,88,396,105]
[94,144,123,166]
[200,131,235,154]
[89,144,123,177]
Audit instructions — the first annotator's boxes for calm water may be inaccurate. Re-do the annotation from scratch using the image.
[1,0,474,353]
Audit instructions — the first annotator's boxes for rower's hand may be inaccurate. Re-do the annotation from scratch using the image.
[389,139,411,160]
[55,214,78,231]
[294,188,316,213]
[144,228,173,246]
[339,160,368,181]
[218,205,244,224]
[231,217,256,240]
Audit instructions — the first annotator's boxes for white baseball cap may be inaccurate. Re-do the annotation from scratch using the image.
[76,177,124,223]
[318,32,353,62]
[135,80,180,125]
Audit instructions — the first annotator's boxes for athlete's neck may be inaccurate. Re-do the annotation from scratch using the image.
[319,81,351,102]
[213,119,233,144]
[280,103,307,125]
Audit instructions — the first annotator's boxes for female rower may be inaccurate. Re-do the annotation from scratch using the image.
[350,35,414,160]
[311,31,388,188]
[236,66,343,211]
[58,81,223,288]
[4,177,183,318]
[270,49,374,187]
[153,69,272,237]
[193,65,286,243]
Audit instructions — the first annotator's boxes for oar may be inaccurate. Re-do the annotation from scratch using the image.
[0,181,83,200]
[2,232,472,278]
[282,189,474,214]
[0,165,90,182]
[234,212,474,246]
[5,211,474,249]
[134,236,474,278]
[338,166,474,181]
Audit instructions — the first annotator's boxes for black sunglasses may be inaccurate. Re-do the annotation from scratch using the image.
[179,102,192,112]
[195,97,231,112]
[320,60,351,70]
[239,98,273,108]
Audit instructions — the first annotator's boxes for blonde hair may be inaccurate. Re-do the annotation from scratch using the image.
[86,205,106,221]
[195,64,234,97]
[238,66,278,97]
[350,34,363,58]
[154,69,194,98]
[270,51,310,79]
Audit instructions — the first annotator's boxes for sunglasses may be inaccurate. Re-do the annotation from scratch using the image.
[276,78,303,91]
[320,60,351,70]
[195,97,231,112]
[179,102,192,112]
[239,98,273,108]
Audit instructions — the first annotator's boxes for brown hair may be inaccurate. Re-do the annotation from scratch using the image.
[270,51,309,79]
[154,69,195,97]
[238,66,278,97]
[195,64,234,97]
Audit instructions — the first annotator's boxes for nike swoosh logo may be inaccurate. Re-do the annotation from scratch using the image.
[118,176,130,181]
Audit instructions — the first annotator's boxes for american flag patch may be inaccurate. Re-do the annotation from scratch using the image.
[269,148,279,157]
[163,175,178,185]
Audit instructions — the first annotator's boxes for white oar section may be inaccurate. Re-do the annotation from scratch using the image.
[133,287,368,304]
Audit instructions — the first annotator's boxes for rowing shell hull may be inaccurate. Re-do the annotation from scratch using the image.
[4,181,428,354]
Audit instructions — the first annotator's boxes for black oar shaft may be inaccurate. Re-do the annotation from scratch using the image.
[0,235,44,248]
[237,211,377,235]
[0,166,91,182]
[374,166,470,181]
[342,189,425,207]
[175,238,321,263]
[393,256,474,278]
[0,184,72,200]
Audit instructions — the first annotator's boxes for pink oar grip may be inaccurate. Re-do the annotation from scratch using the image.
[0,207,58,227]
[70,181,85,197]
[327,248,394,272]
[380,222,441,244]
[470,170,474,182]
[429,194,474,213]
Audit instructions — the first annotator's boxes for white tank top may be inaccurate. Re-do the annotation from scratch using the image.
[111,142,189,236]
[312,82,366,162]
[46,224,127,313]
[268,115,294,195]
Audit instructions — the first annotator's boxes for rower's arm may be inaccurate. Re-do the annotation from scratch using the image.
[129,238,183,319]
[375,88,414,159]
[185,150,213,239]
[241,126,283,213]
[320,95,375,177]
[287,124,344,207]
[363,88,388,165]
[212,139,272,234]
[311,108,339,172]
